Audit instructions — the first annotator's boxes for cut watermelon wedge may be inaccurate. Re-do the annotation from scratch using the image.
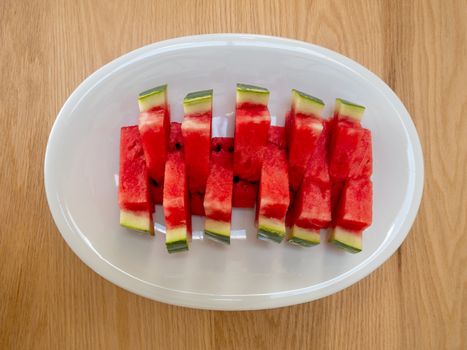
[163,123,191,253]
[287,89,325,191]
[118,126,154,234]
[328,99,372,253]
[182,89,212,197]
[233,83,271,183]
[287,121,331,246]
[335,177,372,231]
[287,180,331,246]
[204,138,234,244]
[137,84,170,204]
[257,126,290,243]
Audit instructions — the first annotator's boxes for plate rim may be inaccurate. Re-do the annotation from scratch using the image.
[44,34,424,310]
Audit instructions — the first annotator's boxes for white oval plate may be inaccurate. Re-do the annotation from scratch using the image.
[45,34,423,310]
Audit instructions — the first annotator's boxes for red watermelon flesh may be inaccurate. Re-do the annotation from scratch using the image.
[331,181,345,213]
[335,177,372,230]
[285,110,292,145]
[349,128,372,178]
[257,139,290,241]
[168,122,184,152]
[190,192,205,216]
[268,125,287,150]
[182,111,211,193]
[138,108,169,197]
[211,138,235,165]
[285,188,297,228]
[232,179,258,208]
[288,114,324,191]
[233,105,270,182]
[335,115,361,128]
[204,138,234,222]
[163,151,192,235]
[163,122,192,250]
[149,180,163,205]
[118,126,152,212]
[289,121,332,233]
[306,123,330,185]
[293,179,331,230]
[329,124,365,182]
[258,147,289,220]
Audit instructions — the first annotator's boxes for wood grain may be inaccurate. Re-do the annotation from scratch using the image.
[1,0,466,349]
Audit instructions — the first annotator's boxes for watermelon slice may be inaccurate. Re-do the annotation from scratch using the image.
[118,126,154,234]
[256,126,290,243]
[233,83,271,183]
[287,123,331,246]
[137,84,170,204]
[288,180,331,246]
[330,178,372,254]
[204,138,234,244]
[328,98,373,253]
[182,90,212,199]
[334,177,372,231]
[287,89,325,191]
[163,122,191,253]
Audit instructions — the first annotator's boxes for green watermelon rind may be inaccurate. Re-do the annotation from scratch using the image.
[183,89,213,115]
[336,98,365,110]
[120,210,154,235]
[184,89,213,104]
[257,228,285,243]
[237,83,269,94]
[328,226,362,253]
[291,89,325,116]
[139,84,167,98]
[287,236,320,247]
[335,98,365,122]
[138,84,167,112]
[166,226,189,253]
[287,226,320,247]
[329,239,361,254]
[204,230,231,244]
[257,216,286,243]
[292,89,325,106]
[236,83,270,105]
[166,240,189,253]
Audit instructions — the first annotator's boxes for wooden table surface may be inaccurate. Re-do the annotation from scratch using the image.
[1,0,466,349]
